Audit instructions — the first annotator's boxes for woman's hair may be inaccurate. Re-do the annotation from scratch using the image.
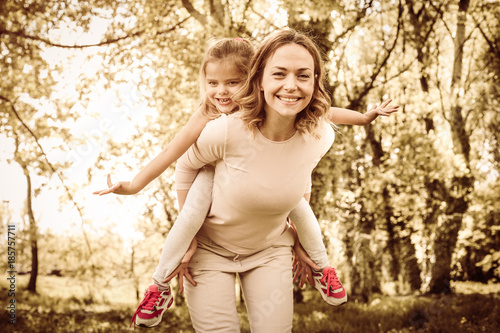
[235,29,331,136]
[199,37,255,119]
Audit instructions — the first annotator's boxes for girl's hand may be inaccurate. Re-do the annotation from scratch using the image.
[163,238,198,293]
[93,174,132,196]
[368,99,399,117]
[292,241,320,288]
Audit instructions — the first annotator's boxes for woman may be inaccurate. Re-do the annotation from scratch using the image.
[175,29,335,332]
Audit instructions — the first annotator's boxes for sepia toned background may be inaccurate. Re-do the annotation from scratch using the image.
[1,0,499,332]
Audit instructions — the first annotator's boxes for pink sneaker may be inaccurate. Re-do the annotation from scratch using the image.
[312,267,347,306]
[131,284,174,328]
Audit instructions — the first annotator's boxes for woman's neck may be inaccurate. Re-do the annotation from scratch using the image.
[259,114,297,141]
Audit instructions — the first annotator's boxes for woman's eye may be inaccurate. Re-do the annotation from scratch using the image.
[298,74,310,80]
[272,72,285,77]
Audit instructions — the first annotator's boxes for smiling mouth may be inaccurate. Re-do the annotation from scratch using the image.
[278,96,300,102]
[216,98,232,105]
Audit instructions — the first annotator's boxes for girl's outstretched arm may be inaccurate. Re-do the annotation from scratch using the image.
[93,107,211,196]
[328,99,399,125]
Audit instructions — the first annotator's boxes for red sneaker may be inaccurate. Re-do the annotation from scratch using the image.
[131,284,174,328]
[312,267,347,306]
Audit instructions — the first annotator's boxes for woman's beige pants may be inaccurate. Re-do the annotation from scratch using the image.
[185,230,295,333]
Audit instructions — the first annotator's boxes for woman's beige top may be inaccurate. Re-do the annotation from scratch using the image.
[176,114,334,255]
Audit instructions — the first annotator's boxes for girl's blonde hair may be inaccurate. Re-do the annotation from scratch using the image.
[199,37,255,119]
[234,29,331,137]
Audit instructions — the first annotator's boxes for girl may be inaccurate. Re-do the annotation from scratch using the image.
[94,36,397,328]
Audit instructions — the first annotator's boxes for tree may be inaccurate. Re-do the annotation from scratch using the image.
[453,0,500,282]
[0,0,121,292]
[18,144,39,292]
[3,0,499,303]
[400,0,496,293]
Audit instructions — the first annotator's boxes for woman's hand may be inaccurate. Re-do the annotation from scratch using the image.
[93,174,134,196]
[163,238,198,293]
[292,241,320,288]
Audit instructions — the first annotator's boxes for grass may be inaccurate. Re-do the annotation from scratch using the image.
[293,292,500,332]
[1,275,499,332]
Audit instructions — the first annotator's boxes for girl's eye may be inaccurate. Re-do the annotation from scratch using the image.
[207,81,217,86]
[228,81,240,86]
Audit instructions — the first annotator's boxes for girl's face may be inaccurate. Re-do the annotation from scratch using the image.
[261,43,315,121]
[205,59,245,114]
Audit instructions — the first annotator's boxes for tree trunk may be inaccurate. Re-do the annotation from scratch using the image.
[382,187,400,284]
[365,124,384,167]
[428,214,462,293]
[24,170,38,293]
[399,233,422,293]
[349,205,381,302]
[428,0,472,294]
[353,237,381,302]
[449,0,471,164]
[130,246,140,300]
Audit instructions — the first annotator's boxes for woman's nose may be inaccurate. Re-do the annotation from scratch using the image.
[283,74,297,90]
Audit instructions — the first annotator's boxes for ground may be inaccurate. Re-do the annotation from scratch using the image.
[1,275,499,332]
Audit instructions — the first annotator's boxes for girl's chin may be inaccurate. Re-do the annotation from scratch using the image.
[217,105,237,114]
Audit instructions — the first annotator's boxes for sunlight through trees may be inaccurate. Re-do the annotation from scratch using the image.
[1,0,499,308]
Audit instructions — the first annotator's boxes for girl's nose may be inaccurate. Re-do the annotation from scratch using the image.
[219,85,229,95]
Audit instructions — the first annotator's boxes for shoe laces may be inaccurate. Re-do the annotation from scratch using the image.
[141,289,162,310]
[320,267,342,297]
[130,287,162,328]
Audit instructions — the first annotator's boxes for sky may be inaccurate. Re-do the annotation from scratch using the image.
[0,15,155,244]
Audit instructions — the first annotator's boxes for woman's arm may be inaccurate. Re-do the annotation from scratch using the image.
[291,193,320,286]
[94,107,211,196]
[177,189,190,211]
[174,116,227,207]
[327,99,399,125]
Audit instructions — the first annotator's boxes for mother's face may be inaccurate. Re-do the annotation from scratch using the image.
[260,43,315,121]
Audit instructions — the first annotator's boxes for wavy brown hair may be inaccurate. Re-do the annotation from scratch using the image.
[198,37,255,119]
[234,29,331,137]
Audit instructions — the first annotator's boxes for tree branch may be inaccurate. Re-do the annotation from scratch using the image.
[1,95,93,257]
[0,28,134,48]
[209,0,225,26]
[182,0,208,26]
[0,17,191,49]
[351,1,403,106]
[475,20,500,59]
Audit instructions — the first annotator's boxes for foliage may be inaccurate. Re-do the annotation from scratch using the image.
[454,179,500,281]
[1,0,499,304]
[309,0,500,297]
